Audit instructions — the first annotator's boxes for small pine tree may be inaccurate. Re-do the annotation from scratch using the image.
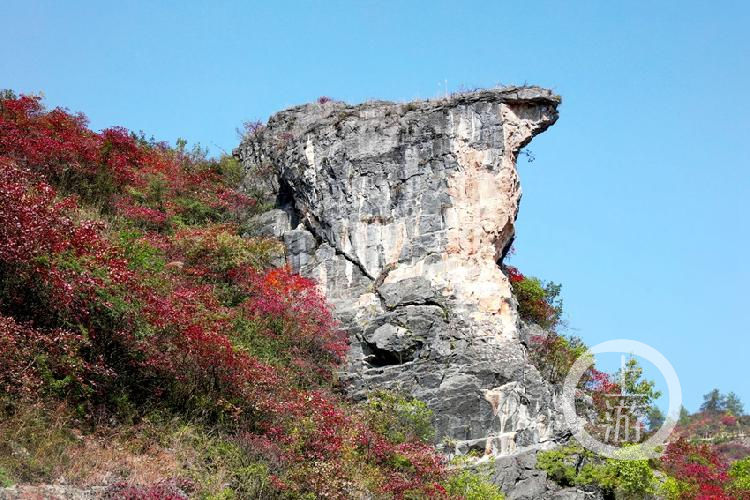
[700,389,726,413]
[725,392,744,416]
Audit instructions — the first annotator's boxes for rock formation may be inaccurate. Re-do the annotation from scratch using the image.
[236,88,600,499]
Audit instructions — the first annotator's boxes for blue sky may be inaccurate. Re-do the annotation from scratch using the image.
[2,0,748,412]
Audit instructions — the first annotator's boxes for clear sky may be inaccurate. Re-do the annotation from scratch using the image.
[2,0,748,412]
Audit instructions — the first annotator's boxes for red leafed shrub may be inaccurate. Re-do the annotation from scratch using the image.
[0,92,455,497]
[585,367,622,413]
[0,95,100,177]
[0,314,108,398]
[353,427,447,498]
[0,161,75,263]
[506,265,524,283]
[661,438,731,499]
[98,127,142,185]
[721,414,738,427]
[0,160,132,325]
[380,442,447,498]
[504,265,562,331]
[235,266,347,362]
[114,197,168,228]
[215,187,255,213]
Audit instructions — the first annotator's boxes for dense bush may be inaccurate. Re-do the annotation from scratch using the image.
[504,265,582,385]
[537,443,657,498]
[527,332,587,384]
[1,92,485,497]
[365,391,436,444]
[444,455,504,500]
[729,456,750,497]
[505,265,562,331]
[659,438,733,499]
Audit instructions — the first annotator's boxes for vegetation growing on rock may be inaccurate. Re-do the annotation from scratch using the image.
[505,265,562,331]
[0,91,503,498]
[508,261,749,499]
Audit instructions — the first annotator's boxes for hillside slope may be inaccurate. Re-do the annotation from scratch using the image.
[0,92,509,498]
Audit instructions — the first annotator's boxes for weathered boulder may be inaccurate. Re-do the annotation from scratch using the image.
[236,87,588,497]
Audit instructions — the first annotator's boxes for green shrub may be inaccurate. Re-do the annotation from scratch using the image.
[176,226,282,274]
[444,457,505,499]
[214,155,244,187]
[538,443,656,498]
[231,316,291,366]
[173,197,222,226]
[597,458,656,498]
[512,277,562,330]
[364,391,435,444]
[182,433,272,499]
[730,456,750,494]
[659,476,691,500]
[118,230,166,274]
[0,466,12,487]
[536,444,583,485]
[529,333,588,384]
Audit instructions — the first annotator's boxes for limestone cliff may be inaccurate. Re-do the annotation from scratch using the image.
[236,88,599,499]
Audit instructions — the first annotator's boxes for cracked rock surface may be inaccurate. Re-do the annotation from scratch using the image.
[236,88,598,498]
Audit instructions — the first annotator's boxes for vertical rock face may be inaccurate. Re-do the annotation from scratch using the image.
[236,88,587,497]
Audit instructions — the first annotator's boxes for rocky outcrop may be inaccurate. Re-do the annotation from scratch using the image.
[236,87,592,497]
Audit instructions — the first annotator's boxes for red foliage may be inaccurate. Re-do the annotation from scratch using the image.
[586,367,622,414]
[215,187,256,213]
[0,161,75,263]
[505,264,525,283]
[721,414,738,427]
[104,479,193,500]
[114,198,168,228]
[0,314,108,397]
[505,264,562,331]
[354,424,448,498]
[0,92,450,497]
[0,95,100,176]
[661,438,732,499]
[0,160,134,324]
[99,127,142,185]
[235,266,348,364]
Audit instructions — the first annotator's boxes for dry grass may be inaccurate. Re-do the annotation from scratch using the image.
[0,403,183,488]
[62,430,182,487]
[0,403,276,497]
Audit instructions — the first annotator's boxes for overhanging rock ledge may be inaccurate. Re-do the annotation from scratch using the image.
[236,87,598,499]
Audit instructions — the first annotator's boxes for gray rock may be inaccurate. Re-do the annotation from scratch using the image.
[550,489,605,500]
[235,87,587,498]
[511,476,549,500]
[246,208,292,238]
[363,323,422,364]
[378,276,436,309]
[283,228,317,272]
[519,320,550,348]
